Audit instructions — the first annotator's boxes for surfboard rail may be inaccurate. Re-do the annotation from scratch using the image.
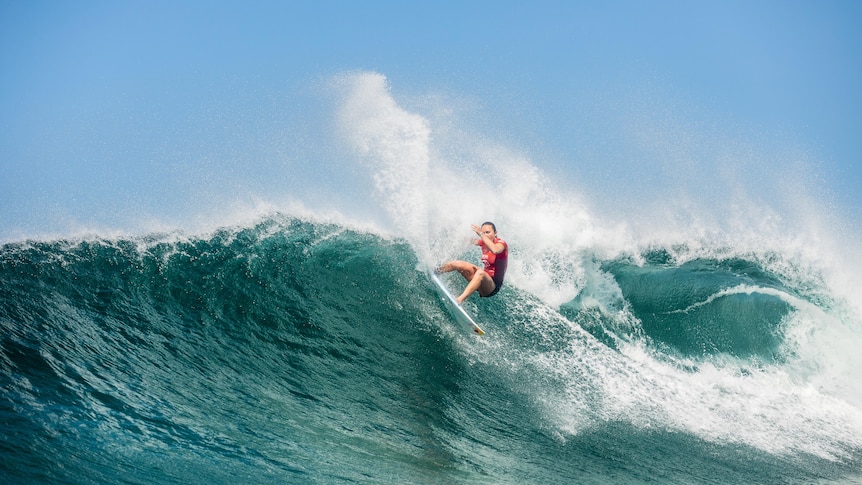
[428,271,486,336]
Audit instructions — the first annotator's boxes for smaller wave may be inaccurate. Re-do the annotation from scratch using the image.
[567,252,793,362]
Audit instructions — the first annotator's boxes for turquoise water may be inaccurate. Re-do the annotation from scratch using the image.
[2,215,860,484]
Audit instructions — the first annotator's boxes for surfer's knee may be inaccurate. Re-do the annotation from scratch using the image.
[472,268,488,280]
[471,269,494,290]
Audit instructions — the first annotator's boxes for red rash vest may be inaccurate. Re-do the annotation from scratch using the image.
[479,237,508,284]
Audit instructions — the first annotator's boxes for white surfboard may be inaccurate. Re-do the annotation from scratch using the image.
[428,271,486,336]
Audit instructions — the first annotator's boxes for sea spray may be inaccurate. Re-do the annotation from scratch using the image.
[335,72,433,254]
[334,71,619,307]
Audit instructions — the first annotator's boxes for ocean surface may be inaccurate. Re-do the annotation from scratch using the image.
[1,214,861,484]
[3,72,862,483]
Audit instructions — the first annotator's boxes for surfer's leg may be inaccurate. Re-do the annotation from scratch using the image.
[456,270,495,305]
[437,260,477,281]
[438,261,494,304]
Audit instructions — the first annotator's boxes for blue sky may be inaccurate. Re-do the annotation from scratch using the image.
[1,0,861,239]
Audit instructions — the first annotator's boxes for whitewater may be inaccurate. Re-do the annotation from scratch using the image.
[2,72,861,484]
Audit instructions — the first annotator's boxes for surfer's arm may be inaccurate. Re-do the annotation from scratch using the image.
[483,235,505,254]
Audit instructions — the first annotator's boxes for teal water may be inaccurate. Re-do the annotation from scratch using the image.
[2,215,860,484]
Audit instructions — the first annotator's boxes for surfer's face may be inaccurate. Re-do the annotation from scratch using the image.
[480,224,496,238]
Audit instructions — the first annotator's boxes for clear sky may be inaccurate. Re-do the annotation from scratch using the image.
[1,0,861,240]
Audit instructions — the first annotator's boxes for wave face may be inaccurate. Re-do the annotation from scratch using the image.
[1,215,861,484]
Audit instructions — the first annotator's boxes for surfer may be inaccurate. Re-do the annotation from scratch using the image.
[436,222,509,305]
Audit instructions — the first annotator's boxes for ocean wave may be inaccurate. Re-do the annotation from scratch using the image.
[2,214,861,483]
